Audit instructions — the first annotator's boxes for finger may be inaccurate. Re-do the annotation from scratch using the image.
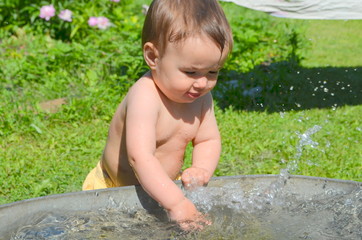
[179,221,204,232]
[196,213,212,226]
[182,176,198,190]
[181,172,191,183]
[184,181,198,190]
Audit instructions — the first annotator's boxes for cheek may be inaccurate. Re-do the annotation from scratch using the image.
[158,62,179,82]
[172,77,192,92]
[207,80,217,90]
[164,71,191,90]
[156,71,188,94]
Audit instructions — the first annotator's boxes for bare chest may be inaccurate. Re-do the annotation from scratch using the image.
[155,107,201,148]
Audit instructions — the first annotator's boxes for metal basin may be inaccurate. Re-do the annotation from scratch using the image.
[1,175,361,239]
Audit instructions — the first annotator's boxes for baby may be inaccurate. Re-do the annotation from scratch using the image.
[83,0,233,231]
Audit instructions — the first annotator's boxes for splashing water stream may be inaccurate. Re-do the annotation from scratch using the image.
[265,125,323,203]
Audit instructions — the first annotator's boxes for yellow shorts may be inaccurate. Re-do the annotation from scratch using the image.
[82,162,117,190]
[82,161,182,191]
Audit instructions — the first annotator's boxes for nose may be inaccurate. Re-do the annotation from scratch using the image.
[193,76,208,89]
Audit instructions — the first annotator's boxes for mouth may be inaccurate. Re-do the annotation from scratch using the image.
[186,92,201,99]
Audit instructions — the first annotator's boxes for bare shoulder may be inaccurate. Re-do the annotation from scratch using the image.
[127,74,158,99]
[124,74,162,117]
[107,74,160,139]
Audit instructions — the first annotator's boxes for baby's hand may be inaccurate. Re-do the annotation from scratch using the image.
[181,167,209,190]
[167,197,211,231]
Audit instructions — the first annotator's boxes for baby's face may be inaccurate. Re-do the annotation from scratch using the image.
[153,34,229,103]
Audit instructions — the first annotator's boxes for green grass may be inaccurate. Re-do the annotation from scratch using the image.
[302,20,362,67]
[1,120,108,204]
[214,105,362,180]
[1,2,361,206]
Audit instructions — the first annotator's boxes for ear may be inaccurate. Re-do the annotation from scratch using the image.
[143,42,159,70]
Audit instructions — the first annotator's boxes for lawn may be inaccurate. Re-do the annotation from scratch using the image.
[0,1,361,205]
[302,19,362,67]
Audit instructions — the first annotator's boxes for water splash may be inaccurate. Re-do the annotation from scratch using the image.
[12,178,361,240]
[257,125,323,204]
[289,125,322,172]
[184,181,361,240]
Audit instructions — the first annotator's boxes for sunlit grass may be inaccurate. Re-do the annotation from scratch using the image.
[302,20,362,67]
[0,120,108,204]
[215,105,362,181]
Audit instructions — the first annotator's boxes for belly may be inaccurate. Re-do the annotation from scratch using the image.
[156,149,185,180]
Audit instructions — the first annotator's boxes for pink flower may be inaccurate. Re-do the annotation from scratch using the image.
[96,17,111,30]
[110,0,120,2]
[88,17,98,27]
[58,9,72,22]
[39,5,56,21]
[88,16,112,30]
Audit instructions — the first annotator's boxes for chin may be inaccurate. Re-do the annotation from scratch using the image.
[181,98,198,104]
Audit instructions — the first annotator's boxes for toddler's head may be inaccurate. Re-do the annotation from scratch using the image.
[142,0,233,56]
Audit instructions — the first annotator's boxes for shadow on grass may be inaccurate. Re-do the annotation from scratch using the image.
[214,61,362,113]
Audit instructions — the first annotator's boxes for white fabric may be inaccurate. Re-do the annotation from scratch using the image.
[221,0,362,19]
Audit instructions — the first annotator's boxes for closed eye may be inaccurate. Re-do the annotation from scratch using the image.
[183,70,219,76]
[184,71,196,75]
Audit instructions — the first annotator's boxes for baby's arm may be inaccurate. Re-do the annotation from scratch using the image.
[182,93,221,188]
[125,80,206,230]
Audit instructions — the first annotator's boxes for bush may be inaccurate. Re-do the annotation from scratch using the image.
[0,0,145,40]
[0,0,308,137]
[214,3,308,111]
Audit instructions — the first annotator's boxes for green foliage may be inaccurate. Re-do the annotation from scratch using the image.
[212,2,314,111]
[221,2,307,73]
[0,27,145,136]
[214,4,361,113]
[0,0,142,41]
